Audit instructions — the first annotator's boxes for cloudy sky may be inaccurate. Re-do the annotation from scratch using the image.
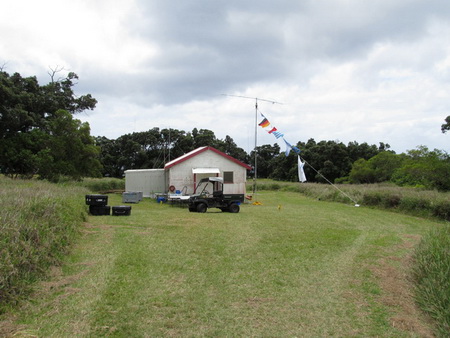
[1,0,449,154]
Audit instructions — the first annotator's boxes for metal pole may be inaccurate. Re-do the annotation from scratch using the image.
[253,99,258,201]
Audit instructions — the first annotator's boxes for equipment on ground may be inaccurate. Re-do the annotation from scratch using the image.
[86,194,110,215]
[112,205,132,216]
[188,177,244,213]
[85,194,132,216]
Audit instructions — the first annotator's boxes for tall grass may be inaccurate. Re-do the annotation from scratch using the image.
[0,176,89,312]
[412,224,450,337]
[252,180,450,221]
[63,177,125,192]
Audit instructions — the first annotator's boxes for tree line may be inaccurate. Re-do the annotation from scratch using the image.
[93,126,390,183]
[1,69,449,190]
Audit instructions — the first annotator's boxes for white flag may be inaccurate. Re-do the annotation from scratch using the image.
[298,156,307,182]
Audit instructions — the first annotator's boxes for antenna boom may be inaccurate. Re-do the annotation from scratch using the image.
[221,94,283,105]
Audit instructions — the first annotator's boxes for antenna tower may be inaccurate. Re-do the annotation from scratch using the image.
[222,94,282,203]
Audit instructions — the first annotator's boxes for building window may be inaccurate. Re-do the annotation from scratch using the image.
[223,171,233,183]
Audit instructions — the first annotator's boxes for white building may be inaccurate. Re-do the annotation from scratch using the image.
[125,146,251,197]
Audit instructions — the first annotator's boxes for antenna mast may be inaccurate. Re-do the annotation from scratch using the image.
[222,94,282,203]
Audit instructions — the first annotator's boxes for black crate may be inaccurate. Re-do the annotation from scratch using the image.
[89,205,111,216]
[112,205,132,216]
[85,194,108,206]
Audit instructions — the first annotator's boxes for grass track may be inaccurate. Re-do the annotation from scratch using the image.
[7,191,439,336]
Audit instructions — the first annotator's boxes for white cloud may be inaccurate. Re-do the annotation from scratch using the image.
[1,0,449,154]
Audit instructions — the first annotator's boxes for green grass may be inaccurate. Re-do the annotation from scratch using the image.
[412,224,450,337]
[3,191,440,336]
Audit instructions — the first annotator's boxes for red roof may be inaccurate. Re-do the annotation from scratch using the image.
[164,146,252,170]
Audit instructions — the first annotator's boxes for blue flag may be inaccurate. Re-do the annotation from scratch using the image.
[273,131,284,139]
[283,138,292,156]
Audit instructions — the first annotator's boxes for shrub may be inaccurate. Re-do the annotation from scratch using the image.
[362,191,383,206]
[431,200,450,221]
[412,224,450,336]
[384,193,402,208]
[399,196,430,211]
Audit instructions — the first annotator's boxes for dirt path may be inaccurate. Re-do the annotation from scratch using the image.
[370,234,435,337]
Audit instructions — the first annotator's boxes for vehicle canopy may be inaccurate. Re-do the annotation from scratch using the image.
[194,177,223,196]
[199,177,224,184]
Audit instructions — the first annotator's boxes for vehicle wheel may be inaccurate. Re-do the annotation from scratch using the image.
[229,204,240,213]
[196,203,207,213]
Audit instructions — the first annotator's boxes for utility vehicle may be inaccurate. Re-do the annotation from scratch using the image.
[188,177,244,213]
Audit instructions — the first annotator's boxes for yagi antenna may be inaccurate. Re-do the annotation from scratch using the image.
[222,93,283,204]
[221,94,283,106]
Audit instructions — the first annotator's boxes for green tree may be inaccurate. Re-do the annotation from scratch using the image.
[348,151,402,184]
[161,128,195,161]
[42,71,97,115]
[0,72,42,137]
[392,146,450,191]
[0,70,98,179]
[300,140,352,183]
[173,131,195,156]
[36,110,102,181]
[250,144,280,178]
[348,158,375,183]
[347,141,380,162]
[215,135,250,164]
[193,128,217,148]
[94,136,123,177]
[1,130,46,178]
[442,115,450,133]
[114,133,146,172]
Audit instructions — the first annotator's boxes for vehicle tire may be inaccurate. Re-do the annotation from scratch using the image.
[229,204,240,213]
[196,203,207,213]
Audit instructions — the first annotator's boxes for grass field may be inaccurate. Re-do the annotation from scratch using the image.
[2,191,441,336]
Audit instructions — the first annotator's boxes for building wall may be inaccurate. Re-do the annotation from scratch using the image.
[124,169,165,197]
[168,150,247,195]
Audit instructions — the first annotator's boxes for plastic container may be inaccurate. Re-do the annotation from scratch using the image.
[85,194,108,206]
[122,191,141,203]
[89,205,111,216]
[112,205,132,216]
